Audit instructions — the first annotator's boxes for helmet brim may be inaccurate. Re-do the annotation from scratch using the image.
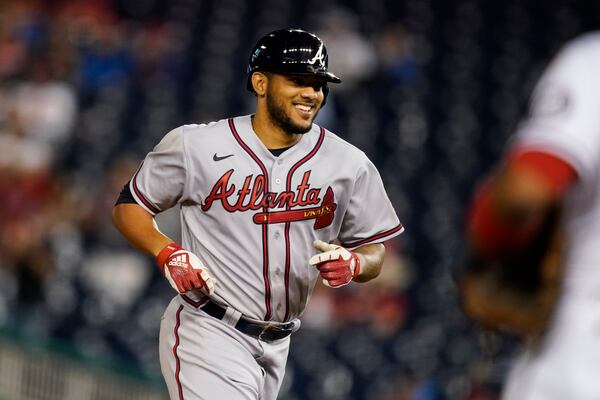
[319,71,342,84]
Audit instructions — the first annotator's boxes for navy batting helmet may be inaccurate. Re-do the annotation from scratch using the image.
[246,29,341,94]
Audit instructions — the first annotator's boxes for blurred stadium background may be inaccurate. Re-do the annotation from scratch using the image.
[1,0,599,399]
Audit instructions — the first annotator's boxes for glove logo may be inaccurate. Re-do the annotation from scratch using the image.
[169,261,188,267]
[168,254,188,268]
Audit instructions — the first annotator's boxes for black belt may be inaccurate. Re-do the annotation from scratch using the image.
[200,299,296,343]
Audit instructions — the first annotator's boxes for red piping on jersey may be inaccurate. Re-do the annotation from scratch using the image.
[173,304,184,400]
[341,223,404,248]
[284,127,325,321]
[228,118,272,320]
[131,162,161,214]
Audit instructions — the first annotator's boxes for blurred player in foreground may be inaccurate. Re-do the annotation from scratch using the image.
[460,32,600,399]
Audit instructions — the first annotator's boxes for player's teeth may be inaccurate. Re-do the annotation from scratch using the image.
[296,105,311,112]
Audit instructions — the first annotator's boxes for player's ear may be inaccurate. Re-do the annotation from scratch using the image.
[251,71,268,96]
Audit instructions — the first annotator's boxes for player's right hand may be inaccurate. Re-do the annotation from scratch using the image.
[309,240,361,288]
[156,243,215,295]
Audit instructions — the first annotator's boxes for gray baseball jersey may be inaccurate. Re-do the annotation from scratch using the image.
[131,115,403,322]
[130,115,403,399]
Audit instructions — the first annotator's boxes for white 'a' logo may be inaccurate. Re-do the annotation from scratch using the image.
[307,43,325,67]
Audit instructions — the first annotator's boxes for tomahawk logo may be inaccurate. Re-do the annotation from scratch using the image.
[307,43,325,68]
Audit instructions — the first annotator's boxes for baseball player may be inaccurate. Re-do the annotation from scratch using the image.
[112,29,403,400]
[462,32,600,399]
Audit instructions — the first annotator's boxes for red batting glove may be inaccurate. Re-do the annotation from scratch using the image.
[309,240,361,288]
[156,243,215,295]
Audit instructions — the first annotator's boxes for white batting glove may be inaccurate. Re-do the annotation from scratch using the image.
[156,243,215,296]
[309,240,361,288]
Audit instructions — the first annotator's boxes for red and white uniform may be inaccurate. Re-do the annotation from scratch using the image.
[130,115,403,399]
[501,32,600,400]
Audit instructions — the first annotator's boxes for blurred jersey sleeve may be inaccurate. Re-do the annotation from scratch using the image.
[511,34,600,184]
[508,150,577,196]
[468,151,576,254]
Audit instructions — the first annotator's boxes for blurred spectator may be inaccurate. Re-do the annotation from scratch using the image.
[376,23,422,85]
[0,109,54,225]
[134,22,185,84]
[78,33,134,93]
[0,22,27,80]
[72,12,134,96]
[0,109,53,177]
[316,6,378,90]
[11,55,77,148]
[7,1,48,53]
[0,1,39,81]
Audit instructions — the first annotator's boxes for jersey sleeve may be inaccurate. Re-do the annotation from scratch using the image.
[339,157,404,249]
[129,126,188,215]
[512,36,600,183]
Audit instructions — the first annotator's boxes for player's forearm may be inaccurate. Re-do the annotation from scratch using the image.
[493,166,557,224]
[353,243,385,282]
[112,203,174,257]
[483,151,575,232]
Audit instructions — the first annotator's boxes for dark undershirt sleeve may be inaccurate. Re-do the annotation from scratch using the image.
[115,182,137,205]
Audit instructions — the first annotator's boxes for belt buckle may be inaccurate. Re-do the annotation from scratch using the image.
[258,322,293,342]
[258,323,275,341]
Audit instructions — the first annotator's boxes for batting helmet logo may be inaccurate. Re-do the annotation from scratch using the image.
[307,43,326,68]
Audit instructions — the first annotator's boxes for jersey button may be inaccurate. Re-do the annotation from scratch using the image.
[275,178,281,184]
[274,231,280,239]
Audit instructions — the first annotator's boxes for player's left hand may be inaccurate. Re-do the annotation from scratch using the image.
[309,240,361,288]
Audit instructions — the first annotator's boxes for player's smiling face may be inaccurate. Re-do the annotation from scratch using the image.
[265,73,325,134]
